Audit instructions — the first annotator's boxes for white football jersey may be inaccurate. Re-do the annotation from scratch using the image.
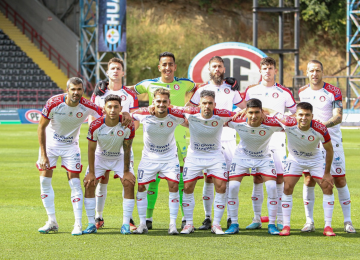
[42,94,102,149]
[299,82,343,151]
[87,115,135,160]
[189,81,243,141]
[184,107,233,159]
[132,107,185,162]
[274,114,331,162]
[90,86,139,113]
[245,82,296,149]
[227,117,283,159]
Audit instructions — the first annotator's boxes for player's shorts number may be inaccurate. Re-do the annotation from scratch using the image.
[284,163,292,173]
[183,167,188,177]
[138,170,144,179]
[230,163,236,173]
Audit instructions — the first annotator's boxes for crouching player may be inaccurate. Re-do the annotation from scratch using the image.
[84,94,136,235]
[226,98,283,235]
[181,90,235,235]
[132,88,187,235]
[274,102,335,236]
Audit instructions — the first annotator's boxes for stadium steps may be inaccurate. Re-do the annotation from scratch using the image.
[0,12,68,91]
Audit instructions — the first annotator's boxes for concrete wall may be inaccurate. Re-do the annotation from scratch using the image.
[4,0,79,70]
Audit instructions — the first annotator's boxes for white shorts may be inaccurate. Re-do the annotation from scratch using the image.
[137,158,180,185]
[270,147,286,175]
[183,157,227,183]
[229,157,277,179]
[285,159,325,179]
[36,147,82,173]
[302,149,345,177]
[85,157,134,180]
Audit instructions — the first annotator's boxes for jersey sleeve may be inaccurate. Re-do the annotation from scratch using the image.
[134,80,151,95]
[41,94,64,120]
[87,117,103,142]
[274,113,297,128]
[123,87,139,109]
[233,91,243,105]
[285,91,297,113]
[168,107,186,124]
[311,120,331,144]
[214,108,234,123]
[178,78,196,93]
[125,122,136,140]
[131,107,149,121]
[189,87,201,105]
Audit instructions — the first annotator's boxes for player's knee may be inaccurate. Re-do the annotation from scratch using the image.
[334,177,346,188]
[283,183,294,195]
[322,184,333,195]
[265,180,277,198]
[253,175,263,184]
[229,181,240,198]
[85,186,96,198]
[168,182,179,192]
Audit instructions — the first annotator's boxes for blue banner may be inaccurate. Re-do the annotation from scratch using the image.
[98,0,126,52]
[18,109,42,124]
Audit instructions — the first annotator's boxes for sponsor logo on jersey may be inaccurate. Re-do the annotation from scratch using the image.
[167,121,174,127]
[251,197,258,201]
[272,92,279,98]
[160,122,164,127]
[336,168,342,174]
[174,84,180,90]
[110,131,114,136]
[251,130,255,134]
[308,135,315,141]
[319,96,326,102]
[117,130,124,136]
[73,198,81,203]
[224,88,230,94]
[259,130,266,136]
[76,112,83,118]
[69,112,73,117]
[282,204,290,208]
[121,95,127,101]
[301,135,305,139]
[228,201,236,205]
[217,205,225,209]
[41,194,48,199]
[335,157,341,161]
[270,201,277,205]
[212,121,218,127]
[147,191,155,195]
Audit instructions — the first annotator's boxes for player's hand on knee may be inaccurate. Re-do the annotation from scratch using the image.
[94,80,108,96]
[39,156,50,170]
[83,173,97,188]
[123,171,136,186]
[320,173,334,188]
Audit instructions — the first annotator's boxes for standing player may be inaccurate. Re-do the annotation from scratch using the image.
[89,57,138,231]
[225,99,283,235]
[299,60,355,233]
[36,77,102,235]
[83,95,136,235]
[242,57,297,230]
[273,102,335,236]
[181,90,235,235]
[187,56,243,230]
[131,88,186,234]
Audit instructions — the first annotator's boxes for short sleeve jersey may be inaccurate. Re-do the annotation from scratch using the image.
[227,117,283,159]
[299,82,343,150]
[274,113,331,162]
[90,86,138,113]
[87,115,135,160]
[132,107,185,162]
[42,94,102,149]
[184,107,234,159]
[189,81,243,140]
[134,77,195,106]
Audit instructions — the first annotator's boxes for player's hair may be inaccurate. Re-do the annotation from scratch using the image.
[159,52,175,63]
[200,90,215,100]
[209,56,224,65]
[260,57,276,68]
[154,88,170,98]
[307,60,323,71]
[107,57,124,70]
[296,102,313,112]
[104,94,122,106]
[246,98,262,109]
[66,77,83,89]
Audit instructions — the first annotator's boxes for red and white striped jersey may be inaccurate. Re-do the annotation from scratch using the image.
[274,113,331,162]
[227,116,283,159]
[41,94,102,149]
[87,115,135,160]
[299,82,343,150]
[132,107,185,162]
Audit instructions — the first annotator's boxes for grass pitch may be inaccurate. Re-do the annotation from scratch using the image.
[0,124,360,259]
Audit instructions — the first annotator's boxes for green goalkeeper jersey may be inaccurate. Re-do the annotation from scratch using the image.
[134,77,195,106]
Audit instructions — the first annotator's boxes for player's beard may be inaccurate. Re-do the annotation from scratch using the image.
[210,71,224,85]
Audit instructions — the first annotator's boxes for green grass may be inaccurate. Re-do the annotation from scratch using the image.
[1,124,360,259]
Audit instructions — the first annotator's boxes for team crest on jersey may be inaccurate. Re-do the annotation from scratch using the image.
[224,172,228,178]
[121,95,127,101]
[69,112,73,117]
[117,130,124,136]
[259,130,266,136]
[224,88,230,94]
[167,121,173,127]
[212,121,219,127]
[320,96,326,102]
[336,168,342,174]
[76,112,83,118]
[176,174,180,180]
[76,163,81,169]
[272,93,279,98]
[308,135,315,141]
[174,84,180,90]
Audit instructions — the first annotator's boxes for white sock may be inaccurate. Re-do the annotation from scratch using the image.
[136,191,147,226]
[228,181,240,224]
[213,193,226,226]
[69,178,83,226]
[276,183,283,222]
[225,180,230,220]
[265,180,278,225]
[123,198,135,225]
[202,182,214,218]
[337,185,351,223]
[95,183,107,219]
[252,183,263,220]
[323,194,334,228]
[40,176,56,223]
[282,194,293,227]
[84,198,96,224]
[183,193,195,225]
[303,185,315,223]
[169,192,179,225]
